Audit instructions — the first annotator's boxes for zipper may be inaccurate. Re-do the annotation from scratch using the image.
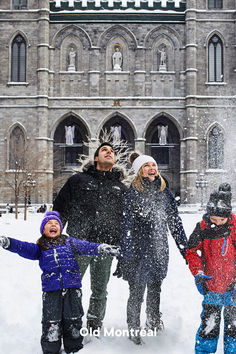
[53,248,63,288]
[221,228,231,256]
[222,237,227,256]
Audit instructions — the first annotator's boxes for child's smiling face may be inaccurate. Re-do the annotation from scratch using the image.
[43,219,61,238]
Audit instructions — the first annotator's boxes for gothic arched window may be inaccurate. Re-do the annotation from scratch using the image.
[208,126,224,169]
[208,35,223,82]
[9,126,25,170]
[11,35,26,82]
[208,0,222,9]
[13,0,27,10]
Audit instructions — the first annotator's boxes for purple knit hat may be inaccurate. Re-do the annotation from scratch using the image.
[40,211,63,235]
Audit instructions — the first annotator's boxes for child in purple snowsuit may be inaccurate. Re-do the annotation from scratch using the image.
[0,211,119,354]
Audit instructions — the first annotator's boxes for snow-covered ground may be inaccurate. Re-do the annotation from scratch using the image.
[0,212,225,354]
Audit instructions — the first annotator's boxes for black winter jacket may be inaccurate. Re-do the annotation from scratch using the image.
[53,163,127,245]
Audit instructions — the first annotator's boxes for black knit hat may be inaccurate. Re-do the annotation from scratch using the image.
[94,142,114,159]
[206,183,232,218]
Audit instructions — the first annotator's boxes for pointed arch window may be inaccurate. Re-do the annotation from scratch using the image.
[13,0,27,10]
[9,126,25,170]
[208,0,222,9]
[208,126,224,169]
[208,35,223,82]
[11,35,26,82]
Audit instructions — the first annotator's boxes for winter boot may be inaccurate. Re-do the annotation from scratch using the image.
[145,312,164,332]
[87,319,102,338]
[128,328,144,345]
[87,319,102,331]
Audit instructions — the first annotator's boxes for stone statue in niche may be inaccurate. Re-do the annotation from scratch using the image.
[65,125,75,145]
[112,47,122,71]
[111,125,122,141]
[68,47,76,71]
[158,46,167,71]
[158,125,168,145]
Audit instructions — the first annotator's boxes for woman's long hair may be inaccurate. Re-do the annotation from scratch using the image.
[131,167,166,192]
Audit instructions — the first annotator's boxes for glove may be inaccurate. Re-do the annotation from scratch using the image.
[113,260,122,278]
[0,236,10,249]
[195,272,212,295]
[97,244,120,257]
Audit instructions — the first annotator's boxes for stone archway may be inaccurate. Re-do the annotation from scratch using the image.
[53,115,89,197]
[145,115,180,197]
[100,115,135,149]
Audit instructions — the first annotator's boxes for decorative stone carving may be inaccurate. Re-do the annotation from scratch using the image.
[68,47,76,71]
[65,125,75,145]
[158,125,168,145]
[112,47,122,71]
[158,46,167,71]
[111,125,121,141]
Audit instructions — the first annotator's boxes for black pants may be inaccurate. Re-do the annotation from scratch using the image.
[127,282,162,330]
[41,288,84,354]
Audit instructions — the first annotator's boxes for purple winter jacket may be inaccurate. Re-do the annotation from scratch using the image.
[7,236,100,292]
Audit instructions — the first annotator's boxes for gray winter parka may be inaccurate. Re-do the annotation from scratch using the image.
[120,177,187,283]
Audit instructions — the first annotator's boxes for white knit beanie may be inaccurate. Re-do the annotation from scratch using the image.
[132,155,157,174]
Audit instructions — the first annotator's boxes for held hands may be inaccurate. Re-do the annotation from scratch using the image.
[0,236,10,249]
[195,271,212,295]
[97,243,120,257]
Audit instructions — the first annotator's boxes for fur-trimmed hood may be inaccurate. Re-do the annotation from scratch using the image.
[82,161,126,182]
[73,130,134,186]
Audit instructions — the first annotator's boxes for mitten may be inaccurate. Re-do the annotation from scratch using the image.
[0,236,10,249]
[97,244,120,257]
[113,260,122,278]
[195,272,212,295]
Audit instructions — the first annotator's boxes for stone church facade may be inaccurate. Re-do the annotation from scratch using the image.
[0,0,235,205]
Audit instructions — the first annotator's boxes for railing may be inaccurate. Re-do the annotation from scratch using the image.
[50,0,185,10]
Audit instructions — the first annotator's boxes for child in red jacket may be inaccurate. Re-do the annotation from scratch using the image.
[186,183,236,354]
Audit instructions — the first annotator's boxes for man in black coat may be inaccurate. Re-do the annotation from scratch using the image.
[53,142,127,331]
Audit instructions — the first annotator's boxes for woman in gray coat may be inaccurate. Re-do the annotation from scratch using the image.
[120,152,187,345]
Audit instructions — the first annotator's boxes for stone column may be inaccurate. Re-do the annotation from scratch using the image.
[89,48,100,96]
[134,48,146,96]
[183,0,199,204]
[134,138,146,154]
[35,0,53,203]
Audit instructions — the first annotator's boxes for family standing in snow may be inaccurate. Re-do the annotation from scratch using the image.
[0,140,236,354]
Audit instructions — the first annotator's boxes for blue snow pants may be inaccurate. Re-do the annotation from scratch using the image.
[195,291,236,354]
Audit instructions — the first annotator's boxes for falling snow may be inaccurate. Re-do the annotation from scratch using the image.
[0,211,228,353]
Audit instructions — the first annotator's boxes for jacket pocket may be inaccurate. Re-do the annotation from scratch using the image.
[42,272,56,280]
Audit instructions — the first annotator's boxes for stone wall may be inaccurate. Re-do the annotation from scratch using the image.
[0,0,235,205]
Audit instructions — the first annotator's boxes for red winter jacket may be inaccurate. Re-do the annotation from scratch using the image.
[186,213,236,293]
